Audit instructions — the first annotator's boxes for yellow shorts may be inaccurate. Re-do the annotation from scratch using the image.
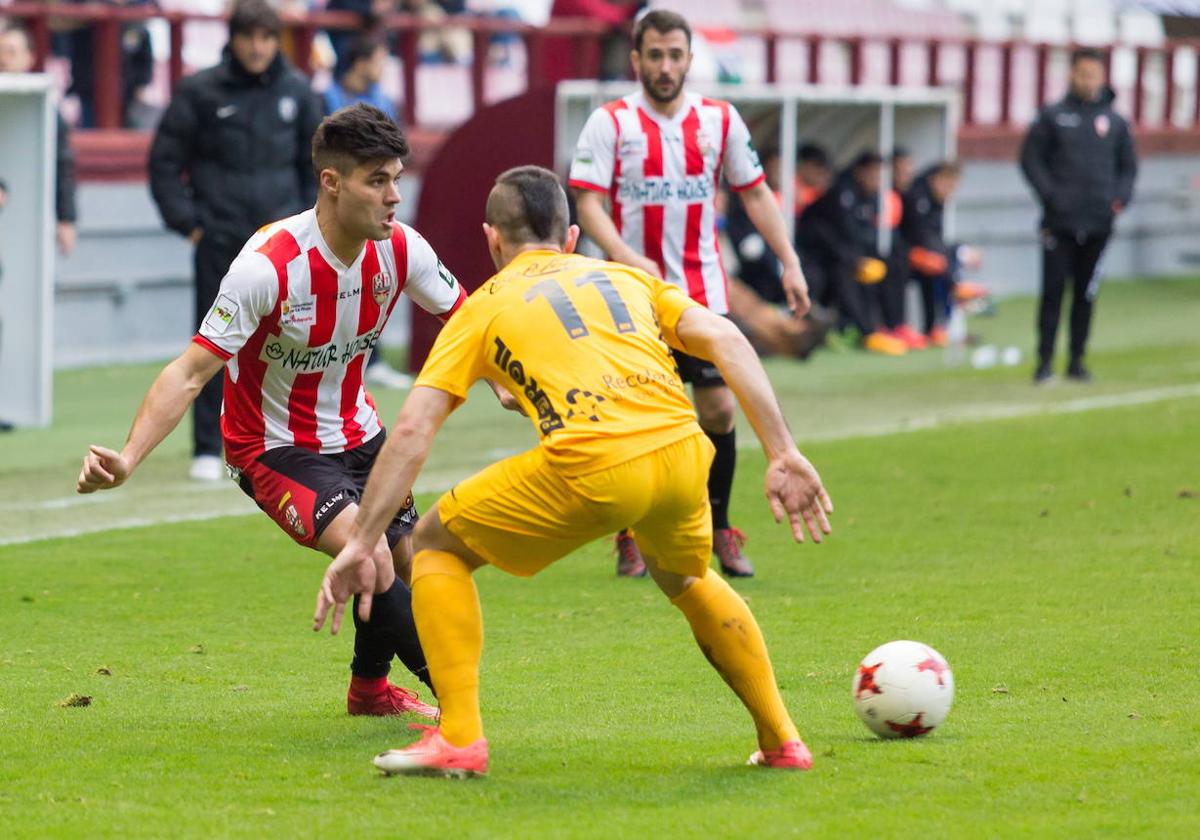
[436,433,715,577]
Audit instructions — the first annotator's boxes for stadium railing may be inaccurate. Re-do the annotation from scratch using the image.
[5,2,1200,135]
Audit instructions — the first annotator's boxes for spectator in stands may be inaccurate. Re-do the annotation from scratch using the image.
[726,147,829,360]
[1020,47,1138,384]
[0,23,78,256]
[796,151,907,356]
[326,0,396,78]
[323,34,397,120]
[51,0,155,128]
[148,0,321,482]
[898,160,978,347]
[542,0,642,85]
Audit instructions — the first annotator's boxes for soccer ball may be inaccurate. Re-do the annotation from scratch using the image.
[852,640,954,739]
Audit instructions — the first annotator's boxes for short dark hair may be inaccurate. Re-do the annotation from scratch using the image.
[634,10,691,52]
[486,166,569,245]
[229,0,281,38]
[797,142,830,168]
[852,150,884,169]
[312,104,409,176]
[343,34,386,72]
[1071,47,1105,66]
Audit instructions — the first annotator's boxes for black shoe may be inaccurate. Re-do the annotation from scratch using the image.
[1066,360,1092,382]
[1033,361,1053,384]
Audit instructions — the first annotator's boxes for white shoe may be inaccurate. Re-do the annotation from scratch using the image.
[364,362,413,390]
[189,455,226,482]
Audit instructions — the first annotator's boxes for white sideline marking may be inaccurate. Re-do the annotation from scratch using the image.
[2,382,1197,547]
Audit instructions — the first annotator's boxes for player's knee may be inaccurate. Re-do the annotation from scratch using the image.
[697,400,735,433]
[411,547,474,585]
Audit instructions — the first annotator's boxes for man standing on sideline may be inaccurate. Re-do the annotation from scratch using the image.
[313,166,833,777]
[569,9,810,579]
[0,23,78,257]
[80,104,469,720]
[1020,47,1137,384]
[149,0,322,480]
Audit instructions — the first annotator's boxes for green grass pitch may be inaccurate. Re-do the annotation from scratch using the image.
[0,278,1197,836]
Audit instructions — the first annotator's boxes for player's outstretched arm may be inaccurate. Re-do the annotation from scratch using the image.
[314,385,456,634]
[672,307,832,543]
[738,180,811,316]
[76,343,224,493]
[573,189,662,278]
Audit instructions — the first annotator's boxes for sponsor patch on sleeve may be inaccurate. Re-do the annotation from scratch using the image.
[204,293,239,335]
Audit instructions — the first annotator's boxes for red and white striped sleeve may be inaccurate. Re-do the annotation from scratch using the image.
[568,106,619,194]
[399,225,467,321]
[193,249,280,360]
[723,104,766,193]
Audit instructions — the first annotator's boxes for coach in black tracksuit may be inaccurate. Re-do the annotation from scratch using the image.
[149,0,320,474]
[1020,48,1137,383]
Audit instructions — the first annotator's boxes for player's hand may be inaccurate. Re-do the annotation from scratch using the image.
[625,254,663,279]
[765,450,833,544]
[56,221,77,256]
[314,538,393,635]
[780,260,811,316]
[488,380,526,415]
[77,445,132,493]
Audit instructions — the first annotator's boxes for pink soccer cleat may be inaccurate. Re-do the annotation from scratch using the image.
[374,725,489,778]
[347,677,439,720]
[747,740,814,770]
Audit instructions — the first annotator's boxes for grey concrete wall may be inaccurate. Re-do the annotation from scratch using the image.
[954,154,1200,296]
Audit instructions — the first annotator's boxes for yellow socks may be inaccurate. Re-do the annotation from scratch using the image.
[671,571,800,750]
[411,549,485,747]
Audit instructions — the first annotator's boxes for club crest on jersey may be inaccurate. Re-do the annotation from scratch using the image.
[1094,114,1110,137]
[371,271,392,305]
[696,129,714,158]
[278,96,298,123]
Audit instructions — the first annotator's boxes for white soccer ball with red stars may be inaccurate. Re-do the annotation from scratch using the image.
[852,640,954,739]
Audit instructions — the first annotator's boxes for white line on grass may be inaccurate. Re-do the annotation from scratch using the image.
[3,382,1197,547]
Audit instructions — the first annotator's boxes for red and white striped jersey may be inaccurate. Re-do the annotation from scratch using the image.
[193,210,466,469]
[568,90,765,315]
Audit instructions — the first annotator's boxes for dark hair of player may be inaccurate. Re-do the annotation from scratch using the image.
[312,103,409,176]
[229,0,282,38]
[634,10,692,52]
[797,143,830,168]
[486,166,569,246]
[1070,47,1105,67]
[342,34,386,73]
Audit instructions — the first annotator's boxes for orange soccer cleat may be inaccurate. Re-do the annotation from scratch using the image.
[347,677,439,720]
[374,725,489,778]
[747,739,814,770]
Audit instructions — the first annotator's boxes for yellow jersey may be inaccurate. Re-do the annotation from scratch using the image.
[415,250,705,475]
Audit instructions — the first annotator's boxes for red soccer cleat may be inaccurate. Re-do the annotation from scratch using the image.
[614,530,647,577]
[891,324,929,350]
[374,724,489,778]
[714,527,754,578]
[347,676,439,720]
[747,739,814,770]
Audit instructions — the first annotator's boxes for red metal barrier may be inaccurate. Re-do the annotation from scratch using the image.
[5,3,1200,133]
